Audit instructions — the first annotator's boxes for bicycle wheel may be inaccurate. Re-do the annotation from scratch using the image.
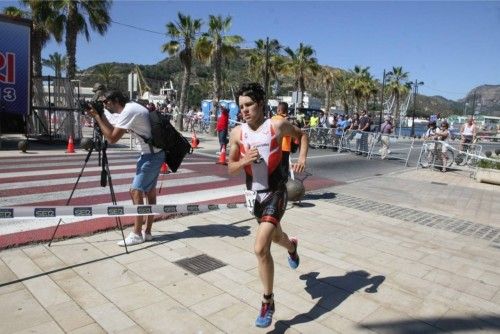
[419,149,432,168]
[455,153,466,166]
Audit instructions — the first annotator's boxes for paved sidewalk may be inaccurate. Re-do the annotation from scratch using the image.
[1,133,500,333]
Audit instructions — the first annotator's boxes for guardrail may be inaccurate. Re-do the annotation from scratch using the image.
[415,140,484,177]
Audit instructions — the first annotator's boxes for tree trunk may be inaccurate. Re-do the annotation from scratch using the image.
[32,39,43,77]
[325,81,333,111]
[65,4,78,79]
[210,43,222,136]
[177,60,191,131]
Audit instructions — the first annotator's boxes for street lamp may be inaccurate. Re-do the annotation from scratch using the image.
[410,79,424,137]
[378,69,386,132]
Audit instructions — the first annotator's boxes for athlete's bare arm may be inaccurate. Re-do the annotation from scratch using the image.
[228,126,260,175]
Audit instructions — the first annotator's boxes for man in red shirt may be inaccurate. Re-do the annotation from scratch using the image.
[216,105,229,152]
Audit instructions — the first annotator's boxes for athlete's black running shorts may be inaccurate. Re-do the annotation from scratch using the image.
[254,186,287,225]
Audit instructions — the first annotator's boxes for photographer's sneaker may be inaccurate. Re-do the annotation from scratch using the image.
[142,231,153,242]
[287,237,300,269]
[117,232,144,247]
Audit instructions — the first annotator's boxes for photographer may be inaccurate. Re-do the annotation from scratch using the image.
[87,90,164,246]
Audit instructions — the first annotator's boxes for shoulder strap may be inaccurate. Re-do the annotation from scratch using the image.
[129,128,154,154]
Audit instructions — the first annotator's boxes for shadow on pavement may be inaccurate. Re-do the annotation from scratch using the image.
[269,270,385,333]
[154,223,251,241]
[0,223,251,288]
[359,315,500,333]
[302,192,337,200]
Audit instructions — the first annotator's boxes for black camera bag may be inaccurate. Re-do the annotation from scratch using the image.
[139,111,192,172]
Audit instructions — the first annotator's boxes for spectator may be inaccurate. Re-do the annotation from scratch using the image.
[379,115,393,159]
[309,113,319,128]
[295,109,306,128]
[460,116,477,150]
[357,110,370,155]
[435,121,450,172]
[334,114,347,151]
[424,121,437,139]
[216,106,229,152]
[318,111,328,128]
[271,102,292,173]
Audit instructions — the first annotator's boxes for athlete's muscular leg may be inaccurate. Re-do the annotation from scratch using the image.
[254,222,276,296]
[272,223,296,253]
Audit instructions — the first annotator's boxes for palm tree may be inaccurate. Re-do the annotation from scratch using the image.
[195,14,243,134]
[162,12,203,130]
[361,73,378,111]
[321,67,340,111]
[3,2,62,77]
[334,72,352,114]
[348,65,371,112]
[386,66,410,123]
[42,52,67,77]
[247,38,282,94]
[282,43,321,107]
[93,63,119,88]
[51,0,112,79]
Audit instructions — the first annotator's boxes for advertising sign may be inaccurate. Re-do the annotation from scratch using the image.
[0,15,31,115]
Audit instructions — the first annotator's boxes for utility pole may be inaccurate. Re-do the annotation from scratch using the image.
[410,79,424,137]
[264,37,270,118]
[470,91,477,116]
[378,69,386,131]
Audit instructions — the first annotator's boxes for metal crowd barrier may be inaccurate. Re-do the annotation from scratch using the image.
[415,140,484,177]
[368,133,416,166]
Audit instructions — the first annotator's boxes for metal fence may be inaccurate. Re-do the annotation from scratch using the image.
[29,76,82,141]
[415,140,484,177]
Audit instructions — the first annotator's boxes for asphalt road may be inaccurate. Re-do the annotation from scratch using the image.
[291,148,410,183]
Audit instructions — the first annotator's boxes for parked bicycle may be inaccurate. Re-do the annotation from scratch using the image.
[419,141,454,169]
[454,142,480,167]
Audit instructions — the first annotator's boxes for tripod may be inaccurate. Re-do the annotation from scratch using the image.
[48,127,129,253]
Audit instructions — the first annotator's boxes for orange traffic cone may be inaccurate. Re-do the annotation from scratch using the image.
[160,162,169,174]
[191,131,199,149]
[66,135,75,153]
[217,144,227,165]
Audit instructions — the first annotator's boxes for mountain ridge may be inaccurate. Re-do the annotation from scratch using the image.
[77,56,500,117]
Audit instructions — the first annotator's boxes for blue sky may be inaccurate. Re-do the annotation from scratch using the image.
[3,0,500,101]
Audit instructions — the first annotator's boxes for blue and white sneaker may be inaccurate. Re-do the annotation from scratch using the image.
[255,301,275,328]
[288,237,300,269]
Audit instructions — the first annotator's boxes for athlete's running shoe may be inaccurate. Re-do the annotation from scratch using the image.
[255,301,275,328]
[288,237,300,269]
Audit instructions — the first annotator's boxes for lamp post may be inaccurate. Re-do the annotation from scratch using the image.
[378,69,386,132]
[410,79,424,137]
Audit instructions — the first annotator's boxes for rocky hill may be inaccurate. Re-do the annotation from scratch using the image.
[459,85,500,116]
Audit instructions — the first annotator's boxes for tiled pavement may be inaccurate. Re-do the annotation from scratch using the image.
[0,134,499,333]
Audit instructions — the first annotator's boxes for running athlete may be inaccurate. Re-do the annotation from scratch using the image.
[228,83,309,328]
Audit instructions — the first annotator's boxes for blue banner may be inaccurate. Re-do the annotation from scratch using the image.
[0,16,31,115]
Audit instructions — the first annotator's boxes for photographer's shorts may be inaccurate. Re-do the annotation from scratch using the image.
[254,186,287,226]
[132,150,165,193]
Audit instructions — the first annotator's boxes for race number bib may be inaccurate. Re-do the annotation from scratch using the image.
[244,190,257,215]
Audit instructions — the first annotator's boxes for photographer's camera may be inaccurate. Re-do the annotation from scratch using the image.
[79,100,104,116]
